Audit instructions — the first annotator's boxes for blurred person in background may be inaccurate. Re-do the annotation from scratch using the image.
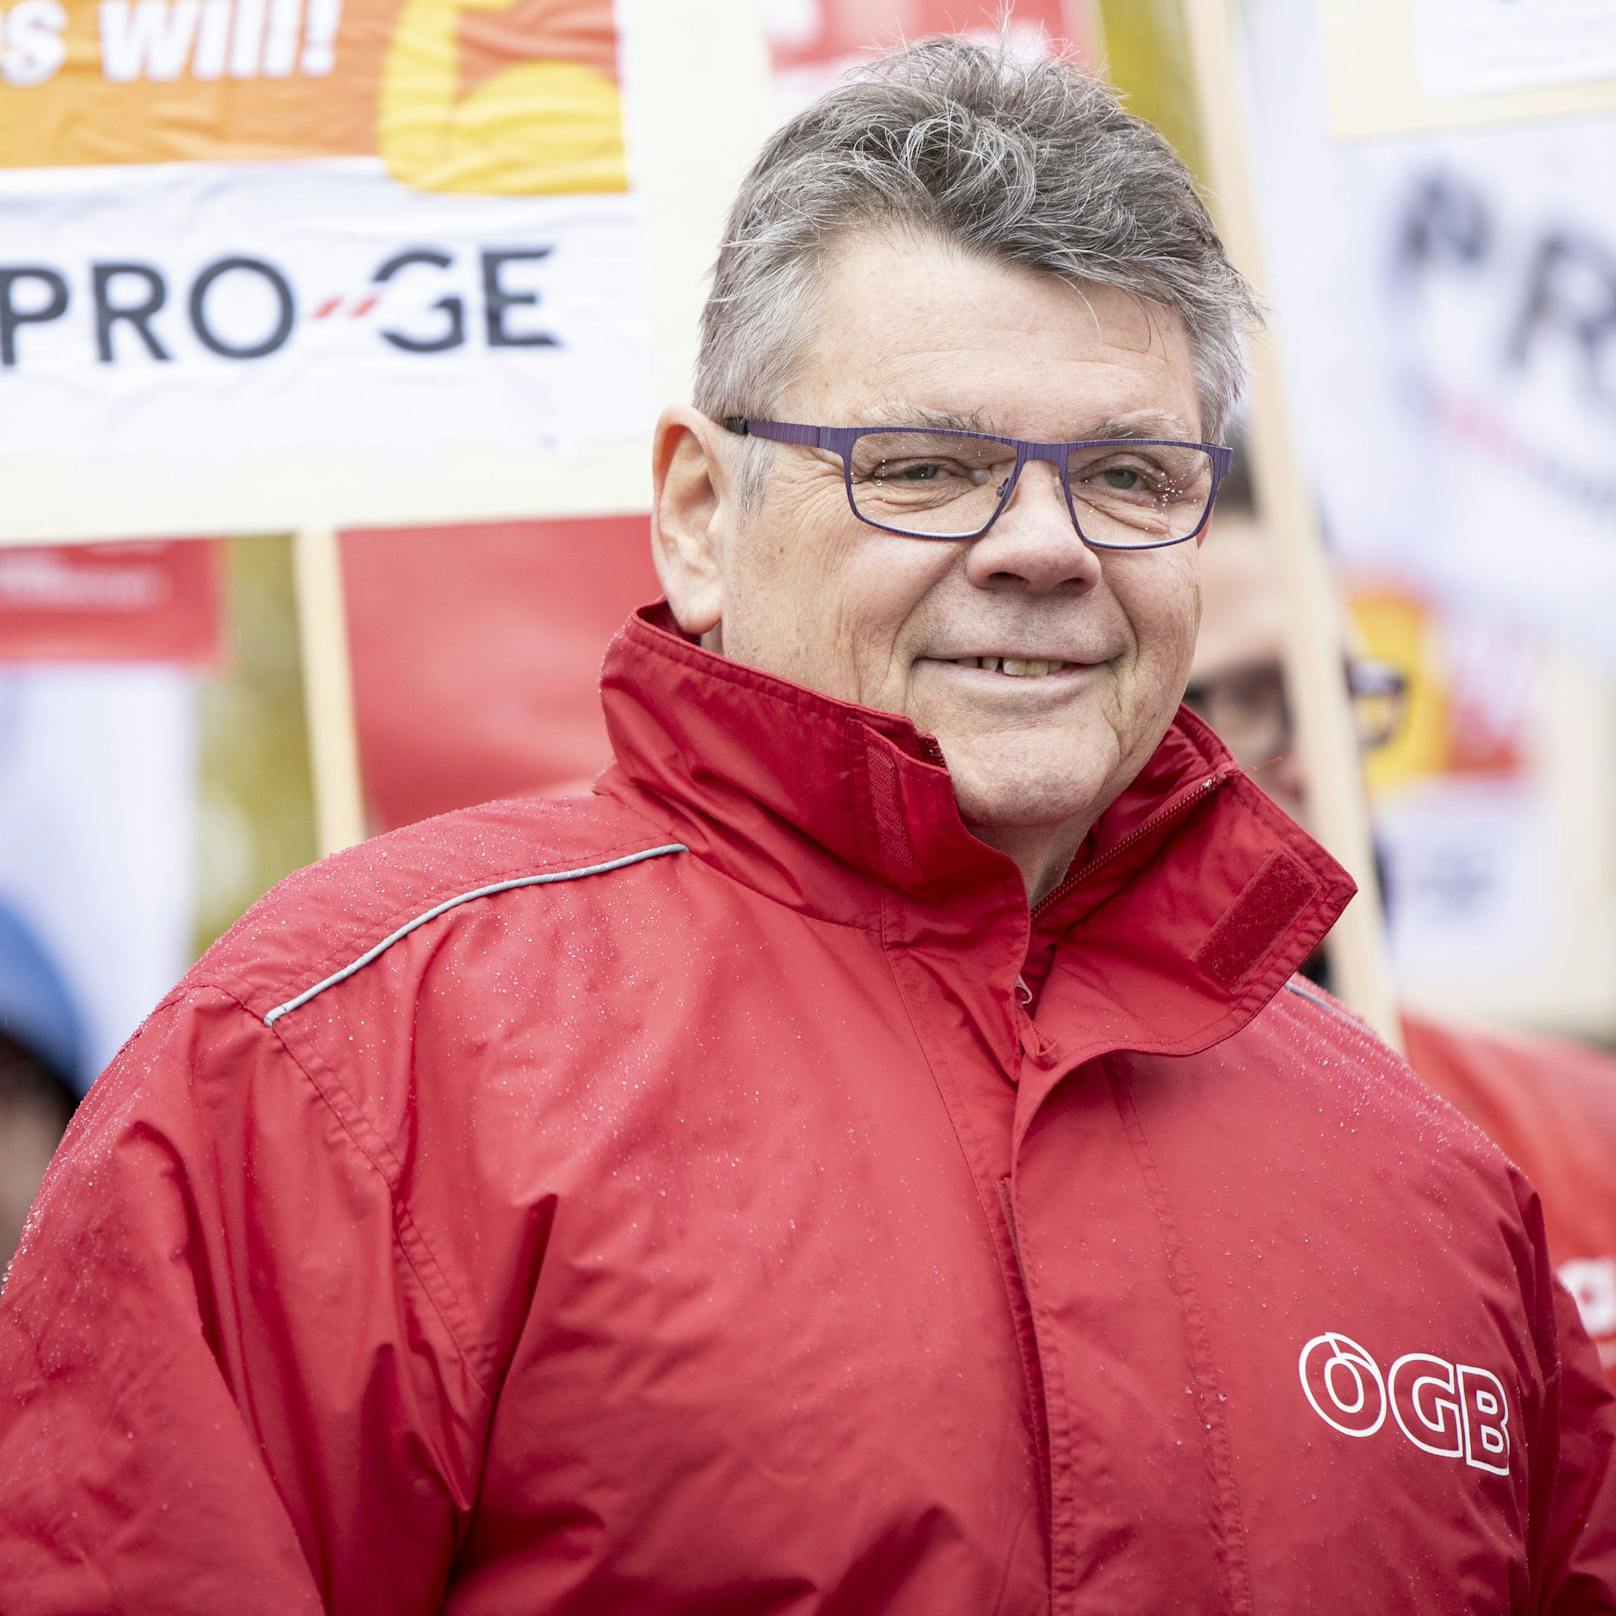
[1189,463,1616,1386]
[1,36,1613,1615]
[0,903,83,1269]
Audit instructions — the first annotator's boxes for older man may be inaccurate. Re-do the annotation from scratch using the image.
[1,38,1611,1615]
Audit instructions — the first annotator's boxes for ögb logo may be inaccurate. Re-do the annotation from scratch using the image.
[1298,1331,1511,1476]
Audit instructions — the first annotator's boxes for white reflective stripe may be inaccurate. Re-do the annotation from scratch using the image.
[263,843,687,1026]
[1286,979,1342,1018]
[1285,978,1374,1035]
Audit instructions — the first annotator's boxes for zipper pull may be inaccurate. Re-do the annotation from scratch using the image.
[1015,975,1033,1007]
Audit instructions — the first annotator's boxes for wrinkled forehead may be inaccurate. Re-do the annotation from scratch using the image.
[781,229,1204,439]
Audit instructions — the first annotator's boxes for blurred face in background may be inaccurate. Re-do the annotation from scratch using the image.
[1188,512,1407,830]
[1186,511,1309,824]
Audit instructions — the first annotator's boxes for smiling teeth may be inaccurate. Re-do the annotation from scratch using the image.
[956,657,1067,677]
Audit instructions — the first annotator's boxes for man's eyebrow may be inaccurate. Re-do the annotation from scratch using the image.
[847,402,995,434]
[838,405,1203,441]
[1079,410,1201,441]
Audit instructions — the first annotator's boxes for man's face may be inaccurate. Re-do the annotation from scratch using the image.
[704,232,1206,840]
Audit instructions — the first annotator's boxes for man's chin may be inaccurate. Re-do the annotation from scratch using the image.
[947,768,1114,837]
[927,723,1118,827]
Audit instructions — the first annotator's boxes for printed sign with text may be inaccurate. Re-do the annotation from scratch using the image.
[0,0,655,537]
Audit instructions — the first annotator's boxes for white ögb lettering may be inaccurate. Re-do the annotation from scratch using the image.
[1299,1332,1387,1437]
[1300,1332,1512,1475]
[1389,1353,1462,1458]
[1457,1365,1511,1476]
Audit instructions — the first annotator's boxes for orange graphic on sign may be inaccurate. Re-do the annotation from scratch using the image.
[1351,583,1532,795]
[380,0,625,193]
[0,0,625,192]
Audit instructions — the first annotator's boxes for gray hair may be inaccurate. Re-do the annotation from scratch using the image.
[695,35,1261,500]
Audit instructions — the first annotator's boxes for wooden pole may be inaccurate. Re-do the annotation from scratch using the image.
[291,525,367,857]
[1179,0,1404,1048]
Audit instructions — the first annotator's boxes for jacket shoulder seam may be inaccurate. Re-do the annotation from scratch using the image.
[252,984,497,1394]
[1283,978,1521,1156]
[262,842,687,1026]
[187,982,499,1398]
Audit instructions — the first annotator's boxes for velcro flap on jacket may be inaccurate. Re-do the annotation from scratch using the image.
[1192,851,1317,993]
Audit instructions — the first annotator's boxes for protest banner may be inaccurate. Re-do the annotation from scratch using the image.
[0,0,770,544]
[1243,0,1616,1035]
[0,0,771,853]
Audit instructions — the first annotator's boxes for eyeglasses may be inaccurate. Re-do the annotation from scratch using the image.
[721,418,1232,549]
[1182,658,1410,762]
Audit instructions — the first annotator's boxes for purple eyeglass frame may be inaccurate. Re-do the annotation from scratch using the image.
[721,417,1233,549]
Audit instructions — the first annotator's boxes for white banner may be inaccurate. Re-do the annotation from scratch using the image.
[1244,0,1616,1031]
[1246,0,1616,679]
[1410,0,1616,99]
[0,0,771,542]
[0,162,652,466]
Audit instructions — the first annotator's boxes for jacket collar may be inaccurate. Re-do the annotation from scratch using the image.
[600,604,1355,1059]
[601,604,1017,936]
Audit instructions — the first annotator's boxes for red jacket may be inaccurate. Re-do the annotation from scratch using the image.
[2,605,1612,1613]
[1404,1013,1616,1394]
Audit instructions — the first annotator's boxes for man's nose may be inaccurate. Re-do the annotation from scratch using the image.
[962,459,1103,595]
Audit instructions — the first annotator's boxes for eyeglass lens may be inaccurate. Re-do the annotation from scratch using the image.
[846,431,1215,545]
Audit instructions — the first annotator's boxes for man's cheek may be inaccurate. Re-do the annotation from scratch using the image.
[1144,592,1202,689]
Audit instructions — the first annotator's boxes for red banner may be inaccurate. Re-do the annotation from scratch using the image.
[0,541,221,666]
[766,0,1084,71]
[766,0,1090,118]
[342,516,656,832]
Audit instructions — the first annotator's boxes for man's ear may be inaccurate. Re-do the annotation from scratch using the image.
[651,406,729,637]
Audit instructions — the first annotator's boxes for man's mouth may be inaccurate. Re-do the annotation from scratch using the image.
[948,656,1072,679]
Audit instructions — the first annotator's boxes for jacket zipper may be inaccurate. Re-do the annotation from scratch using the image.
[996,1176,1023,1270]
[1029,768,1231,923]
